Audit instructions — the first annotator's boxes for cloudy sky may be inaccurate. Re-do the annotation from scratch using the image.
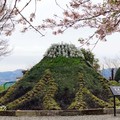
[0,0,120,72]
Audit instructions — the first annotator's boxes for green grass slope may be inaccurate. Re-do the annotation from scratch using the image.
[0,43,119,110]
[0,56,114,110]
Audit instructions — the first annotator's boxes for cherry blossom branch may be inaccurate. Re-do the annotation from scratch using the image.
[91,39,99,51]
[55,0,65,11]
[16,8,44,36]
[0,0,17,34]
[19,0,32,13]
[0,0,6,13]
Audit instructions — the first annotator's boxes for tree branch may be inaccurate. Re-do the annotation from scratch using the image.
[19,0,32,13]
[16,8,44,36]
[0,0,6,13]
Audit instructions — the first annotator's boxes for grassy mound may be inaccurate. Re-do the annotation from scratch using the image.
[0,43,119,110]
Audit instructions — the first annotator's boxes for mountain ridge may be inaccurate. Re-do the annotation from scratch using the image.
[0,69,23,85]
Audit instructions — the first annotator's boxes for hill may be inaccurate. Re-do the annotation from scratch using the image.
[0,43,119,110]
[0,69,23,85]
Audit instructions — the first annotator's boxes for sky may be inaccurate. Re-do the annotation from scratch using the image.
[0,0,120,72]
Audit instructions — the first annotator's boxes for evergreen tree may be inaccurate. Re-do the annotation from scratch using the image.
[115,68,120,82]
[81,48,100,70]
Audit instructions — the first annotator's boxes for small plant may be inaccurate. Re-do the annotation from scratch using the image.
[0,105,7,111]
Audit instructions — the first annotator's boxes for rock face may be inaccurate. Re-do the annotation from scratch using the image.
[0,43,118,110]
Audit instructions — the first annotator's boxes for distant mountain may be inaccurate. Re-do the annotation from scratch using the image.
[101,68,117,80]
[0,69,23,85]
